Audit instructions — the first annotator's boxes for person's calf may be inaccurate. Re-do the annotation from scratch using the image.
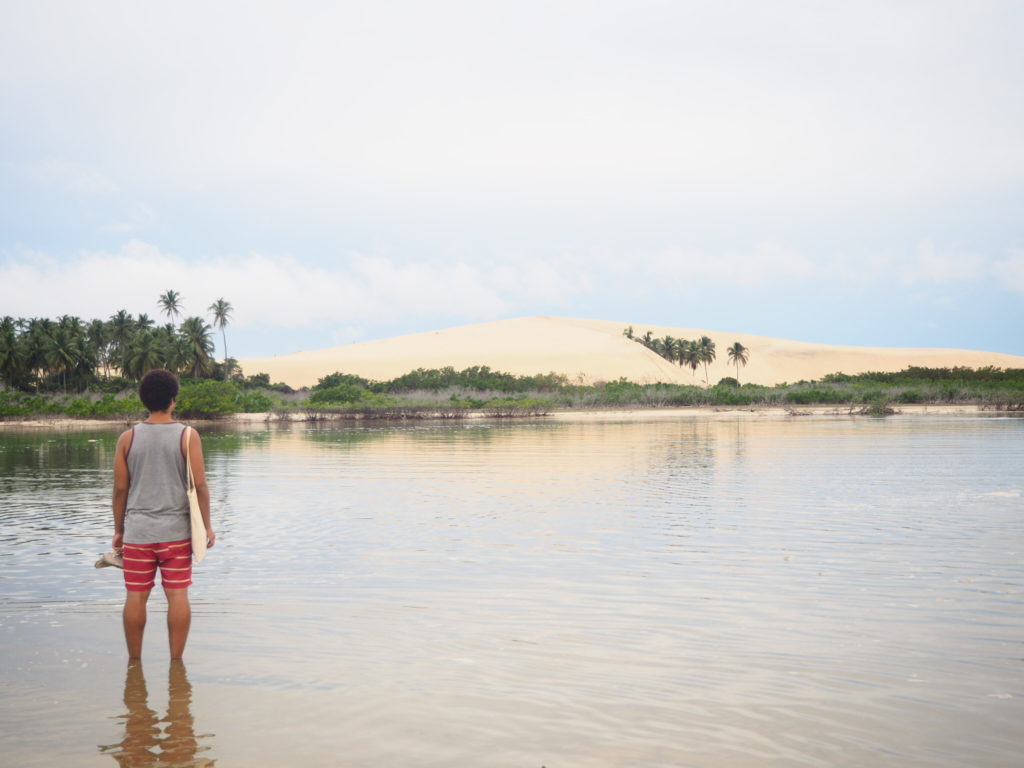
[122,590,151,659]
[164,588,191,660]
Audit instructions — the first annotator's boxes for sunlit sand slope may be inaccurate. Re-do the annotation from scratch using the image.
[240,316,1024,388]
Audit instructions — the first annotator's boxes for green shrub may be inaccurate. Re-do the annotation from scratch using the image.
[857,388,888,403]
[308,382,367,404]
[65,397,95,417]
[312,372,374,392]
[784,387,845,404]
[44,396,67,414]
[863,396,894,416]
[0,390,28,417]
[94,393,144,417]
[243,372,271,388]
[304,390,397,410]
[938,384,965,402]
[92,376,135,394]
[897,389,923,404]
[176,380,241,418]
[707,386,758,405]
[666,388,702,406]
[821,372,853,383]
[237,390,277,412]
[383,366,562,394]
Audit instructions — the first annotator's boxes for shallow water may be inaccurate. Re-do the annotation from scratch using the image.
[1,413,1022,767]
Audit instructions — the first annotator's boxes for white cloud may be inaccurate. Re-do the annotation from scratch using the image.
[644,242,816,287]
[28,158,117,194]
[992,250,1024,293]
[100,202,159,233]
[0,241,587,328]
[901,241,987,285]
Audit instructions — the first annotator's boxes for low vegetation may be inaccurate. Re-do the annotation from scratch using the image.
[2,364,1022,421]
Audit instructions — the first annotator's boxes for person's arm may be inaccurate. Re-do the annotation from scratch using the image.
[188,429,215,548]
[112,430,132,552]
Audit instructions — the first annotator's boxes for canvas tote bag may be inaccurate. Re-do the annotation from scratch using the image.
[185,427,208,563]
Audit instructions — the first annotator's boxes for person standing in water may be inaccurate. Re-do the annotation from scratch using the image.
[112,369,215,659]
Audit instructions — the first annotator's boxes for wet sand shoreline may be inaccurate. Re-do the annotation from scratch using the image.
[0,403,1005,430]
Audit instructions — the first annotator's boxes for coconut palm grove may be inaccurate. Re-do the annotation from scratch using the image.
[0,292,234,393]
[622,326,749,385]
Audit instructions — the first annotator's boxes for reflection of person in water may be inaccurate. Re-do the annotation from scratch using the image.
[101,660,215,767]
[109,661,160,767]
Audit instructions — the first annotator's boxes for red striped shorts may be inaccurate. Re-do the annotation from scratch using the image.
[122,539,193,591]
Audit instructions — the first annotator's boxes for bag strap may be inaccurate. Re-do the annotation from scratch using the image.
[185,426,196,492]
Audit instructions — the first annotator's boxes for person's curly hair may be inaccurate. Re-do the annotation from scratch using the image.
[138,369,180,412]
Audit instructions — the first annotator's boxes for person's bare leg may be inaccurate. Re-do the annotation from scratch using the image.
[123,590,151,659]
[165,588,191,659]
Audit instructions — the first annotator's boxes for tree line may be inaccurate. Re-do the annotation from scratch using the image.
[623,327,750,384]
[0,291,233,393]
[3,361,1023,420]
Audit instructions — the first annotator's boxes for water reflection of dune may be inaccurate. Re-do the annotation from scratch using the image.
[227,420,726,509]
[100,661,215,767]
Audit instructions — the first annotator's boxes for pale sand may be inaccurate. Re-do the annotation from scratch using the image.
[0,404,997,430]
[239,316,1024,389]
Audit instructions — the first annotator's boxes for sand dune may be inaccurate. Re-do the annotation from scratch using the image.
[240,316,1024,389]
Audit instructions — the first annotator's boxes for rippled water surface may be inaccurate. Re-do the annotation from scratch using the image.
[1,413,1022,767]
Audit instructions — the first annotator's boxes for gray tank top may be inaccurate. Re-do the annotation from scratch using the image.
[124,422,191,544]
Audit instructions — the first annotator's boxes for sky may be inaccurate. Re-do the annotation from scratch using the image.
[2,0,1022,360]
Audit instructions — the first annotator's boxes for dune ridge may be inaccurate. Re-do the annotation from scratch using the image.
[239,316,1024,389]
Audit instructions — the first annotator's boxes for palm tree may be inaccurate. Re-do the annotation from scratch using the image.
[45,324,80,393]
[136,313,155,331]
[727,342,750,384]
[108,310,134,342]
[166,335,192,376]
[150,325,173,369]
[640,330,654,349]
[86,319,110,377]
[68,330,96,392]
[208,298,233,371]
[25,318,55,384]
[158,290,183,323]
[698,336,716,385]
[178,317,215,378]
[108,310,136,373]
[659,336,677,363]
[682,340,701,377]
[0,316,22,387]
[56,314,82,332]
[622,326,634,340]
[11,323,37,390]
[674,338,690,367]
[122,330,162,380]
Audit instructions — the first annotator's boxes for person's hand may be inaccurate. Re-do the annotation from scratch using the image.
[206,527,216,548]
[112,532,123,554]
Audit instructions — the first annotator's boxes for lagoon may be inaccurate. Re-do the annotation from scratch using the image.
[1,413,1022,767]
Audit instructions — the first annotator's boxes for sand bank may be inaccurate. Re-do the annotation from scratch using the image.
[1,404,1002,430]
